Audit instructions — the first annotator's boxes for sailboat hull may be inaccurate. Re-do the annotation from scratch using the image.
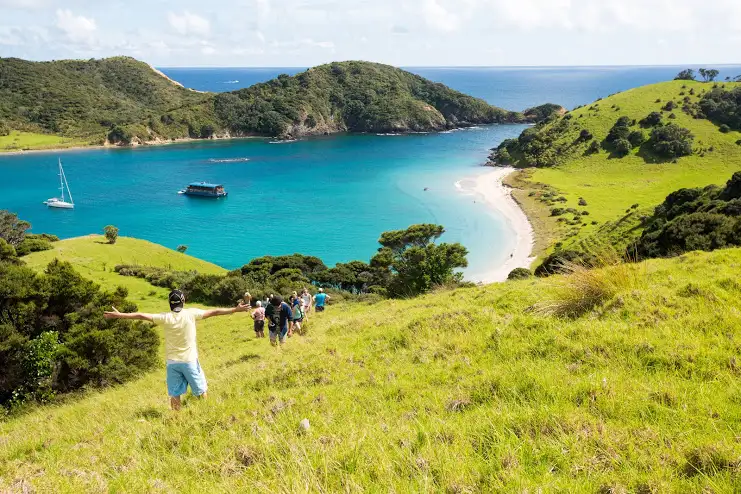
[45,199,74,209]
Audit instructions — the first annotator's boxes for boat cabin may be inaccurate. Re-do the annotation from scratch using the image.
[183,182,228,198]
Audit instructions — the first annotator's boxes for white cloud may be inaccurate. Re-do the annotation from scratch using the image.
[421,0,459,33]
[55,9,97,44]
[167,11,210,36]
[0,0,47,8]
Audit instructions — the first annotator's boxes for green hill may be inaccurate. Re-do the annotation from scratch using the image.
[493,80,741,257]
[3,237,741,492]
[0,57,530,151]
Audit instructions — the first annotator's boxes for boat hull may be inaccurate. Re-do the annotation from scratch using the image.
[183,191,228,198]
[45,198,74,209]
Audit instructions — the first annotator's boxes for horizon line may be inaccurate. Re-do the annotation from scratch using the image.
[155,63,741,70]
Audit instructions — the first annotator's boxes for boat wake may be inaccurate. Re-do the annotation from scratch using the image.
[269,139,297,144]
[223,80,239,84]
[207,157,250,163]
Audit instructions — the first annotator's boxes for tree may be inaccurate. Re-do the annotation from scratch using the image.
[640,112,663,127]
[104,225,119,244]
[674,69,696,81]
[508,268,532,280]
[176,245,188,253]
[628,130,646,147]
[613,138,632,157]
[649,124,694,158]
[378,224,445,252]
[0,211,30,247]
[699,68,719,82]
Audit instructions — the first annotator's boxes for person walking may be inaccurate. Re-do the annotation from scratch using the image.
[251,301,266,338]
[104,289,249,410]
[313,288,330,312]
[265,295,292,346]
[290,292,304,335]
[301,288,312,317]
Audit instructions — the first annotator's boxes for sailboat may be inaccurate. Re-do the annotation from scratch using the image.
[44,159,74,209]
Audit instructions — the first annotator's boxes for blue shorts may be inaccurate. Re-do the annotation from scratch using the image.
[166,360,208,397]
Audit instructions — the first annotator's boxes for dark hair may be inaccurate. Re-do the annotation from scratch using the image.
[270,295,283,306]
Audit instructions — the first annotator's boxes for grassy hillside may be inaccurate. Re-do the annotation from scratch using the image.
[499,80,741,256]
[0,57,531,151]
[4,238,741,492]
[23,236,225,312]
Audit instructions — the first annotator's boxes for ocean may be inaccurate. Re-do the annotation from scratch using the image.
[2,66,740,277]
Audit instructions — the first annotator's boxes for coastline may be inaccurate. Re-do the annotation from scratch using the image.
[459,166,535,283]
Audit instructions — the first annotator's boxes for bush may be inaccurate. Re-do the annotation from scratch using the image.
[663,101,676,111]
[719,124,731,133]
[550,208,566,216]
[613,138,632,157]
[507,268,532,280]
[177,245,188,253]
[578,198,588,206]
[640,112,663,127]
[628,130,646,147]
[674,69,696,81]
[0,259,158,406]
[587,140,600,154]
[605,118,631,143]
[648,124,694,158]
[15,237,52,256]
[104,225,119,244]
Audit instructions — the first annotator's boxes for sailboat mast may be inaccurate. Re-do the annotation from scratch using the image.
[58,158,65,202]
[60,159,74,205]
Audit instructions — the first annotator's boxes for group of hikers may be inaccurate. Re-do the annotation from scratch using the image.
[104,286,330,410]
[246,287,330,344]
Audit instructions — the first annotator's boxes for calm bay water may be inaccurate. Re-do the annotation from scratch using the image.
[4,66,741,276]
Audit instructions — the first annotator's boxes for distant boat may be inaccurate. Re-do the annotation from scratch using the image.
[178,182,228,198]
[44,159,74,209]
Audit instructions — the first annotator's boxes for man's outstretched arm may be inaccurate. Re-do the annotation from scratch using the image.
[202,302,250,319]
[104,306,155,322]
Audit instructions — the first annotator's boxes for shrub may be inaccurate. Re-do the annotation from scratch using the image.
[613,138,632,157]
[605,118,631,143]
[104,225,119,244]
[628,130,646,147]
[663,101,676,111]
[507,268,532,280]
[578,129,593,141]
[578,198,588,206]
[550,208,566,216]
[648,124,694,158]
[674,69,696,81]
[640,112,663,127]
[177,245,188,253]
[587,141,600,154]
[15,237,52,256]
[719,124,731,133]
[668,113,676,119]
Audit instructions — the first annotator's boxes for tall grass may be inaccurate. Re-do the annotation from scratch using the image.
[534,249,640,317]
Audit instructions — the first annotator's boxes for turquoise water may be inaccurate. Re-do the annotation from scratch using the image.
[0,126,526,276]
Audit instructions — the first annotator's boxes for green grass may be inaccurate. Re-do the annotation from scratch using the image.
[23,236,225,312]
[4,238,741,492]
[514,80,741,252]
[0,131,89,152]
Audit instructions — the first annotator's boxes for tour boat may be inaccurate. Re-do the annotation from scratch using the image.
[44,159,75,209]
[178,182,228,198]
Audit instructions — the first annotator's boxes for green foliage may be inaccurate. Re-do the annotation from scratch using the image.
[0,120,9,136]
[104,225,119,244]
[0,211,30,247]
[635,172,741,258]
[628,130,646,147]
[674,69,696,81]
[699,68,720,82]
[522,103,564,123]
[0,258,158,406]
[587,140,600,154]
[15,235,53,257]
[215,61,523,137]
[613,138,632,157]
[507,267,532,280]
[0,238,18,263]
[699,87,741,130]
[648,124,694,158]
[640,111,663,127]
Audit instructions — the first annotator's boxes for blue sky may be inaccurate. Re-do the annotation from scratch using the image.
[1,0,740,67]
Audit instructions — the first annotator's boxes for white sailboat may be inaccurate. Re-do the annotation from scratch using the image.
[44,159,74,209]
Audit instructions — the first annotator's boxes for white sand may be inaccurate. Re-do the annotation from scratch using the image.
[459,167,535,283]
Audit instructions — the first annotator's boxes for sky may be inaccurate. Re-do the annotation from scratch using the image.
[1,0,740,67]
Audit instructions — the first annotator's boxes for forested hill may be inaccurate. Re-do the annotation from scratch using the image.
[0,57,532,149]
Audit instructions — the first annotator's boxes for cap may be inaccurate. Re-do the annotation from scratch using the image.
[169,289,185,312]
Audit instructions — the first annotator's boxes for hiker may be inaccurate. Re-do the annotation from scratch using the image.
[313,288,330,312]
[251,301,266,338]
[265,295,292,346]
[290,292,304,335]
[301,287,312,317]
[104,289,249,410]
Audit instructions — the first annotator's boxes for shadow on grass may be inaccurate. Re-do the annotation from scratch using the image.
[224,353,260,368]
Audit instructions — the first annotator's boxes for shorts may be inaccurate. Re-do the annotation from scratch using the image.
[315,306,325,312]
[254,320,265,332]
[269,325,288,344]
[166,360,207,397]
[293,315,304,322]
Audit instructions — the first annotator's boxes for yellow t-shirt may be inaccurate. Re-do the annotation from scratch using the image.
[152,308,205,362]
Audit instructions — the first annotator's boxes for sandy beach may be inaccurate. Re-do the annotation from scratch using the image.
[458,166,535,283]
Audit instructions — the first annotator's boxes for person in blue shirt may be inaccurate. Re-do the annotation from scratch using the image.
[265,295,293,346]
[313,288,330,312]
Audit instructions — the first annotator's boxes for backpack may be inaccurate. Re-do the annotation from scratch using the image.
[267,304,282,329]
